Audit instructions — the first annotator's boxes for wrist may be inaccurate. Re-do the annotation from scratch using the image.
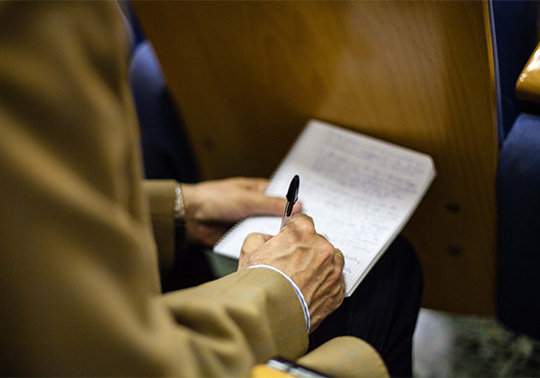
[248,265,310,333]
[173,183,189,254]
[174,182,185,220]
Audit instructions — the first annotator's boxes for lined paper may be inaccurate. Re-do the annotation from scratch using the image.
[214,120,435,296]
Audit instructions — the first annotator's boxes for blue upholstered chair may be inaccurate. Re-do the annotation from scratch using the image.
[491,0,540,339]
[125,1,199,183]
[129,41,199,183]
[497,114,540,339]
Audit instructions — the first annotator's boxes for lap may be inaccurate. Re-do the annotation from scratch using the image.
[163,235,423,377]
[309,236,423,377]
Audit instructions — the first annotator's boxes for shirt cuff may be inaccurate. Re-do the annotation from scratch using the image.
[248,265,310,333]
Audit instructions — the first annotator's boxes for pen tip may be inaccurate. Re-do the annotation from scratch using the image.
[286,175,300,202]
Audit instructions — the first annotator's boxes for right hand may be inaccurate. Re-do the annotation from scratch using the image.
[237,214,345,332]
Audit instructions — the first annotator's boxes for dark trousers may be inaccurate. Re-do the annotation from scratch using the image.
[309,237,423,377]
[163,235,423,378]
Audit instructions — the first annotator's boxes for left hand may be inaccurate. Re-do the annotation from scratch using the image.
[180,177,302,245]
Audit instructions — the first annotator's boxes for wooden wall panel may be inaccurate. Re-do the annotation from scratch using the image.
[132,1,497,315]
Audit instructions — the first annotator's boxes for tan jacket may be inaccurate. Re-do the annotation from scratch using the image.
[0,2,386,376]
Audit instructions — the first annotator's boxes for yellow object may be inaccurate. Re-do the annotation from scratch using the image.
[251,365,296,378]
[516,42,540,103]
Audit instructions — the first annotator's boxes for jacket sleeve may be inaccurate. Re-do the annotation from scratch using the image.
[0,2,308,376]
[142,179,178,277]
[298,337,389,377]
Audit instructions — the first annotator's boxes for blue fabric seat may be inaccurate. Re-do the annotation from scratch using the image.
[129,41,198,182]
[491,0,540,339]
[497,114,540,339]
[124,0,198,183]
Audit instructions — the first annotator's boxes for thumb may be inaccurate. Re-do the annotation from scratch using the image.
[246,193,303,216]
[241,232,273,255]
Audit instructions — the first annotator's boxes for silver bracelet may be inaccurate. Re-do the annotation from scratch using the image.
[174,182,185,220]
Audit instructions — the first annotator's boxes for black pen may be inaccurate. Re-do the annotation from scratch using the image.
[280,175,300,229]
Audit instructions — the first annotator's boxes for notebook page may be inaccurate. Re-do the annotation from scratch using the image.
[214,120,435,296]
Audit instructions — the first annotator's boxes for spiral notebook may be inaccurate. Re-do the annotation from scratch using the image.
[213,119,436,296]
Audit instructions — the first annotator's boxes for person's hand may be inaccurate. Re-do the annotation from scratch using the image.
[238,214,345,332]
[180,177,302,246]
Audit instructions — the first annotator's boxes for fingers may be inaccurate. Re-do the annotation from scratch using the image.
[229,177,269,192]
[334,248,345,269]
[224,177,305,217]
[290,200,303,215]
[241,232,273,254]
[252,194,288,216]
[334,249,346,298]
[245,192,304,217]
[238,232,273,271]
[286,213,314,229]
[307,249,346,332]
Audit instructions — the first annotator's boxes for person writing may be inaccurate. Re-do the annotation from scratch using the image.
[0,2,421,376]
